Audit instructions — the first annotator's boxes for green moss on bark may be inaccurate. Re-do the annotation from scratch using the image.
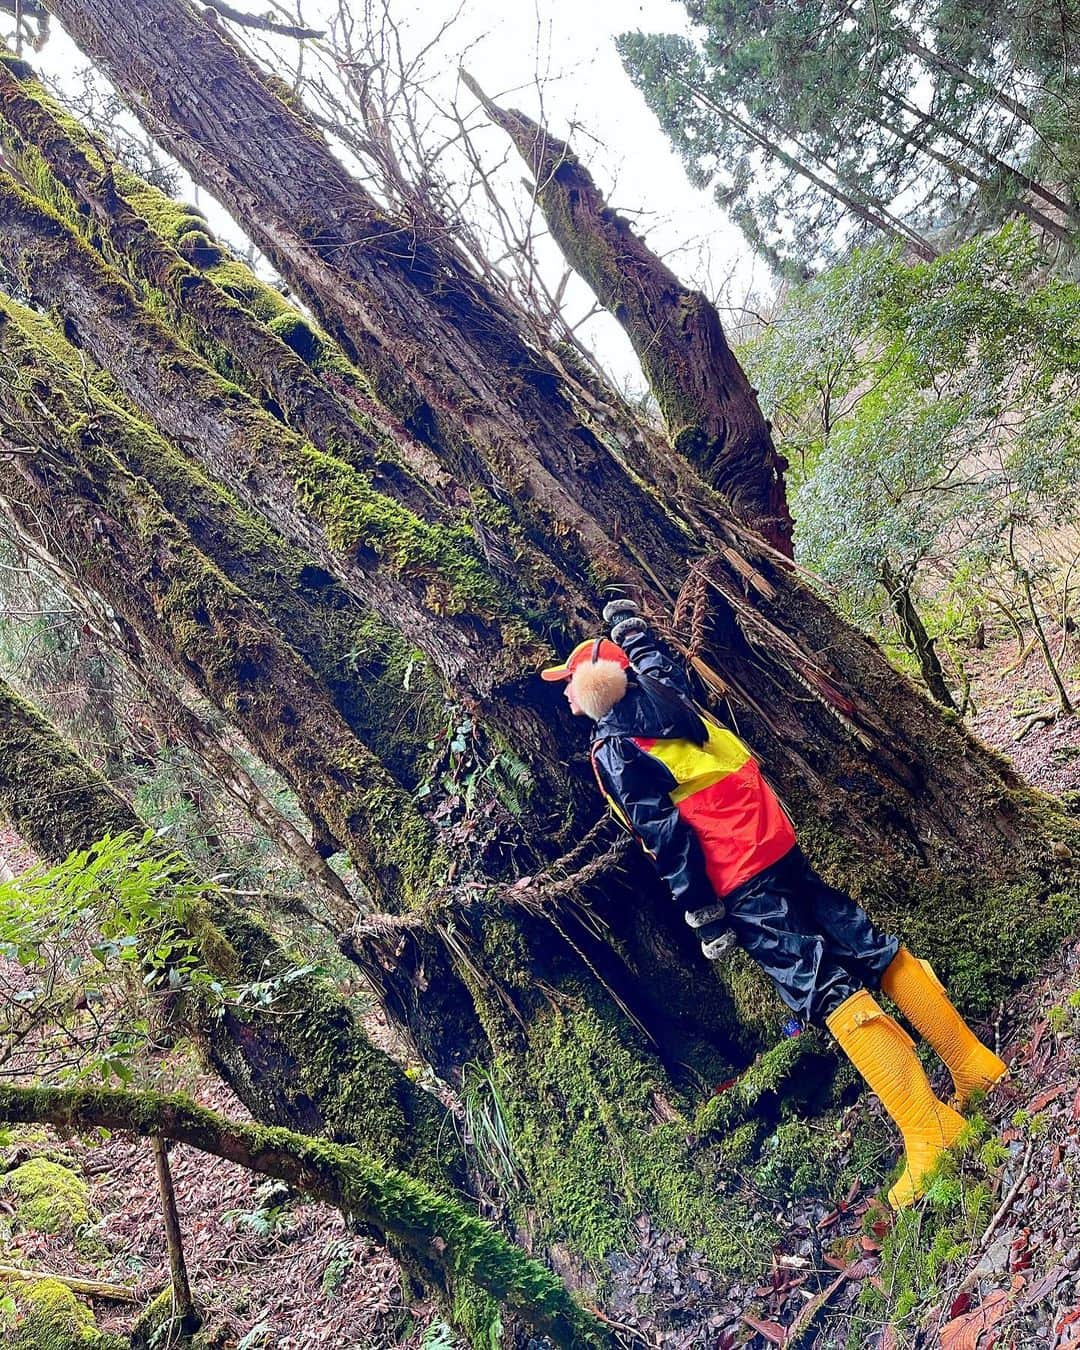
[500,993,760,1274]
[0,296,451,910]
[797,797,1080,1016]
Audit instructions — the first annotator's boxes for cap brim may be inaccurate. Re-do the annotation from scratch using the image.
[540,665,571,682]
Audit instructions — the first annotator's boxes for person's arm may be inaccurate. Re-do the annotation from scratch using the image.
[603,600,693,697]
[593,735,719,920]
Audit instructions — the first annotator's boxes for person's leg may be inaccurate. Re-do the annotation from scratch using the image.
[786,847,899,991]
[726,855,964,1209]
[790,848,1006,1106]
[723,861,858,1025]
[827,989,965,1209]
[880,950,1007,1107]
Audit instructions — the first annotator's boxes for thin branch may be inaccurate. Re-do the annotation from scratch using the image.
[203,0,324,40]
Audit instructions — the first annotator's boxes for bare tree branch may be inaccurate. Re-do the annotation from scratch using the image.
[202,1,323,41]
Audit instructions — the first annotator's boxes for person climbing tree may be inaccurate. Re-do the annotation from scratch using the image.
[542,598,1009,1209]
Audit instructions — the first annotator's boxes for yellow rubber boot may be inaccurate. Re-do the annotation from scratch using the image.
[827,989,966,1210]
[881,949,1007,1109]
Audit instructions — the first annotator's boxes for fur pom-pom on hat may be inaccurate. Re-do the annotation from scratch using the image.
[568,659,629,720]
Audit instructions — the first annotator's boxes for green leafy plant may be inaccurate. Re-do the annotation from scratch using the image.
[420,1317,458,1350]
[320,1236,355,1295]
[224,1181,294,1240]
[235,1322,272,1350]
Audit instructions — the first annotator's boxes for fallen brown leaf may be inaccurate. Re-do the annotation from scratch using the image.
[742,1311,788,1345]
[1027,1083,1068,1113]
[939,1288,1011,1350]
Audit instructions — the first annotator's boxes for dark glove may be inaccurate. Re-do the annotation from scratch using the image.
[685,903,738,962]
[603,598,646,646]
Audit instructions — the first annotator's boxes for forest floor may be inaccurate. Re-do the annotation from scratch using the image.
[2,633,1080,1350]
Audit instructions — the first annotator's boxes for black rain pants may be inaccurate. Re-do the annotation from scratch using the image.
[724,845,899,1026]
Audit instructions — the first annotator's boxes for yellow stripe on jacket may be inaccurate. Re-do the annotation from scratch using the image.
[632,722,796,896]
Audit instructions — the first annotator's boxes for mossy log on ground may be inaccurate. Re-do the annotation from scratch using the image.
[0,1085,617,1350]
[0,677,455,1179]
[0,1274,127,1350]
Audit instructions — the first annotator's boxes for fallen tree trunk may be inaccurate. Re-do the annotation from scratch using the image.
[0,1084,616,1350]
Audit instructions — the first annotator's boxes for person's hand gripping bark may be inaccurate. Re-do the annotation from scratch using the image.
[602,597,647,646]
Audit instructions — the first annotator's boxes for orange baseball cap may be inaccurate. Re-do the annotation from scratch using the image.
[540,637,630,681]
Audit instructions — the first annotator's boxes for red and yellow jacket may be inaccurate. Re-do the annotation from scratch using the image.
[589,628,796,907]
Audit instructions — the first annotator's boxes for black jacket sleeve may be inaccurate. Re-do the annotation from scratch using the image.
[592,734,716,914]
[617,624,695,698]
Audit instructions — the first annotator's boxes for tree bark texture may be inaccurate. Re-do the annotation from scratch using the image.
[41,0,699,588]
[0,298,449,914]
[0,171,522,698]
[0,49,455,509]
[461,73,795,558]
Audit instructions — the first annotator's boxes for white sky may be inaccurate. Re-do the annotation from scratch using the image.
[31,0,767,391]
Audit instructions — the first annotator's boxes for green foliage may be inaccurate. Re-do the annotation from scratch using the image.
[420,1319,459,1350]
[0,829,210,1064]
[458,1060,522,1194]
[234,1323,272,1350]
[223,1180,294,1240]
[851,1116,997,1337]
[620,0,1080,270]
[0,829,317,1086]
[738,226,1080,696]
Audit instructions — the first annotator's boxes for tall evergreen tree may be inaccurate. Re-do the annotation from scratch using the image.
[619,0,1077,273]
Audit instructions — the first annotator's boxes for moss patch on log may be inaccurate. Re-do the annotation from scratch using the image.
[1,1159,95,1237]
[0,1277,125,1350]
[500,991,762,1274]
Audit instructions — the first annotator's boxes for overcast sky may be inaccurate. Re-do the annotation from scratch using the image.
[33,0,766,390]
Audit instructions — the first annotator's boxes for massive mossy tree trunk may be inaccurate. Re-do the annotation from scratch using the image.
[39,0,1079,979]
[1,0,1077,1306]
